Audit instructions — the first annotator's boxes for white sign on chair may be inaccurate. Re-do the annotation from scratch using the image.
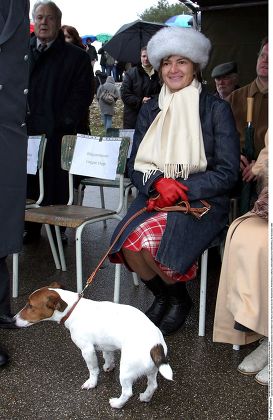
[27,136,42,175]
[70,134,121,180]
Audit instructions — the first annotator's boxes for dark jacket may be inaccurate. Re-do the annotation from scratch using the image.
[86,43,98,61]
[120,64,161,129]
[27,31,94,205]
[0,0,29,257]
[110,89,240,274]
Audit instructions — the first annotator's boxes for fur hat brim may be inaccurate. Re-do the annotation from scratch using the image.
[147,27,211,71]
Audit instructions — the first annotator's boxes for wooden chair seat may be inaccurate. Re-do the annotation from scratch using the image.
[25,205,116,229]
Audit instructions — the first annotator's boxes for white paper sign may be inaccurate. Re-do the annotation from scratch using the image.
[70,135,121,180]
[119,129,134,157]
[27,136,42,175]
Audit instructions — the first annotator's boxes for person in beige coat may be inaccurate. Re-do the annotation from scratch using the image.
[213,130,268,386]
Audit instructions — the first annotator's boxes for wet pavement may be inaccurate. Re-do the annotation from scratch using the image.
[1,187,268,420]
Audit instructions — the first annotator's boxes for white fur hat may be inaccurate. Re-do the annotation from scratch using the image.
[147,27,211,71]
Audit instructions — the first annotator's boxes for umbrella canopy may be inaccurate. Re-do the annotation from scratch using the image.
[103,19,166,64]
[165,14,192,28]
[96,33,112,43]
[82,35,97,44]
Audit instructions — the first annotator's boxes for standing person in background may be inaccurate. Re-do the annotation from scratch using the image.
[98,45,107,73]
[0,0,29,364]
[61,25,85,49]
[211,61,239,100]
[86,37,98,68]
[105,51,115,76]
[24,0,94,244]
[121,46,161,129]
[97,76,120,131]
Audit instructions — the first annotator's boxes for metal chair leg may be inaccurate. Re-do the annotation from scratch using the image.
[99,186,107,228]
[12,253,19,298]
[114,264,121,303]
[44,224,62,270]
[199,249,208,337]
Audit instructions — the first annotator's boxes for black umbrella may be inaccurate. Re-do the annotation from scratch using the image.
[239,97,255,215]
[103,19,166,64]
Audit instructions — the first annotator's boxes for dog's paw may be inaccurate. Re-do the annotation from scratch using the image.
[109,397,125,409]
[103,362,115,372]
[139,391,153,403]
[81,378,97,390]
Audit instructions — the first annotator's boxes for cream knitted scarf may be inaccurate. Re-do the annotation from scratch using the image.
[134,79,207,181]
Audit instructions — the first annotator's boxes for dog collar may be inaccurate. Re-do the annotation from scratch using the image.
[60,294,82,325]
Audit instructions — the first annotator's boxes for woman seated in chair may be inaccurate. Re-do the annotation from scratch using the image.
[213,131,268,386]
[109,27,240,336]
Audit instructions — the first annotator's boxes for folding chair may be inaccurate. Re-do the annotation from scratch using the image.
[12,135,61,297]
[24,134,137,293]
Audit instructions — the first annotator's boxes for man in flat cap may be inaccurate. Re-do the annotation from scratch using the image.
[211,61,239,100]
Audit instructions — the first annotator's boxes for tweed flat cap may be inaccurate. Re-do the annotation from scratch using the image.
[211,61,238,78]
[147,27,211,71]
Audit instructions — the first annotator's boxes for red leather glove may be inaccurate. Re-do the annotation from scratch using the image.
[147,178,188,211]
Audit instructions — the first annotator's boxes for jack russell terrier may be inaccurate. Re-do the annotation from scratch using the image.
[15,284,173,409]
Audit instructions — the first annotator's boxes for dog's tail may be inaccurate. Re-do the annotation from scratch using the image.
[150,344,173,381]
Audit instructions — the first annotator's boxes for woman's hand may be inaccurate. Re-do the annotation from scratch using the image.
[147,178,188,211]
[240,155,256,182]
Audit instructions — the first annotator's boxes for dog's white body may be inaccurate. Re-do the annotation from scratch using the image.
[15,287,173,408]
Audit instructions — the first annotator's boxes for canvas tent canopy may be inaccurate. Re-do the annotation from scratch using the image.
[179,0,268,91]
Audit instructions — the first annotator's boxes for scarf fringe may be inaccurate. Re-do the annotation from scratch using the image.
[142,164,200,184]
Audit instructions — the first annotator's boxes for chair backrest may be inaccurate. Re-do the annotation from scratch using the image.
[106,128,135,158]
[27,135,47,207]
[61,135,130,206]
[61,134,130,175]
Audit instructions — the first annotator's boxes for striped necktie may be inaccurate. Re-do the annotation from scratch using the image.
[38,43,47,53]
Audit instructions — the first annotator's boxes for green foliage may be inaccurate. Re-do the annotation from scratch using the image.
[138,0,191,23]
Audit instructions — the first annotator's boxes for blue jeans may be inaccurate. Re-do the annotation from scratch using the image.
[102,114,112,131]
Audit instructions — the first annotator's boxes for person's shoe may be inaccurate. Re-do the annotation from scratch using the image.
[0,314,19,329]
[159,282,193,336]
[141,276,169,326]
[255,364,268,386]
[237,338,268,375]
[0,348,9,366]
[23,231,41,244]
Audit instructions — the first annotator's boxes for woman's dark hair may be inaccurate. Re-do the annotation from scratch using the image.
[61,25,85,49]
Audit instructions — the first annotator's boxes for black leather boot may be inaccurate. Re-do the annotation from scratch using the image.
[141,276,169,326]
[159,282,193,336]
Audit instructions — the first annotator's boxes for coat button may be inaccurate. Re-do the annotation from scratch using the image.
[21,122,26,127]
[24,54,28,61]
[23,89,28,95]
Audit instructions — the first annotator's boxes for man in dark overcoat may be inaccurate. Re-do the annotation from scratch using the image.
[25,0,94,243]
[0,0,30,364]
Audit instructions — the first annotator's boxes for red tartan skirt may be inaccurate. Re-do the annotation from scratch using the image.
[112,212,197,282]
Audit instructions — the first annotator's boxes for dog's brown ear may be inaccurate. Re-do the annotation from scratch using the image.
[48,282,66,290]
[46,294,68,313]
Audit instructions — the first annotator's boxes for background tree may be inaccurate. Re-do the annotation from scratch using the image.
[138,0,191,23]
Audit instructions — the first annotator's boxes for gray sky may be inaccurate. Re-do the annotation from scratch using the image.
[29,0,178,36]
